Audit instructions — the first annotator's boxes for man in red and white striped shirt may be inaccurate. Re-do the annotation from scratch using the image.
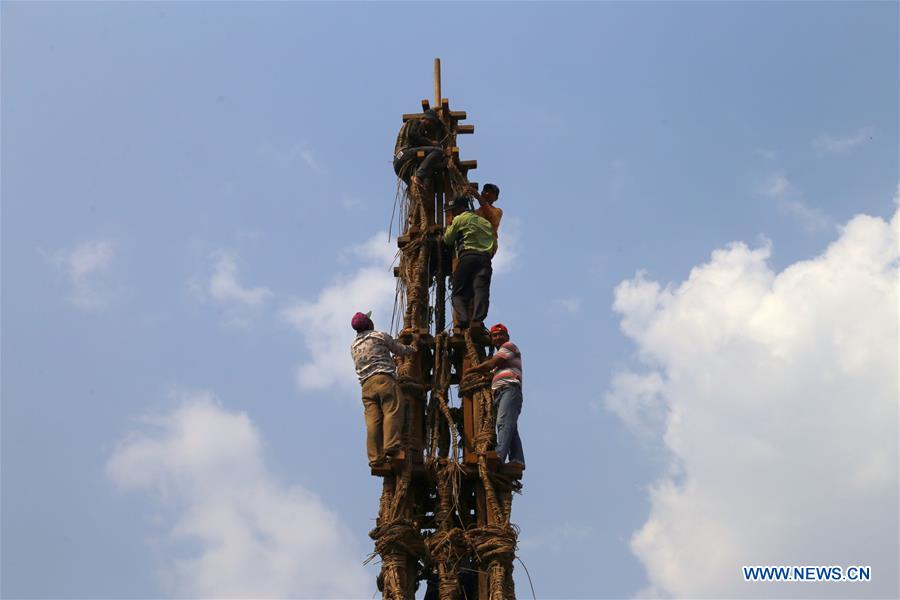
[469,323,524,466]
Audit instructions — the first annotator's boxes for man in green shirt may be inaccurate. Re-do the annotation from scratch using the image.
[443,195,497,329]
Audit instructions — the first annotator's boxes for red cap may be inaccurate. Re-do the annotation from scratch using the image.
[351,311,373,332]
[490,323,509,336]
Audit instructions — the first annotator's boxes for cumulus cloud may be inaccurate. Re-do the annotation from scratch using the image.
[106,391,368,598]
[282,231,397,391]
[48,239,115,310]
[813,126,873,155]
[606,202,899,598]
[207,250,274,307]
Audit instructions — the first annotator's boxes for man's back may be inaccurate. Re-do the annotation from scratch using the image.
[351,330,414,383]
[444,211,496,255]
[394,119,443,157]
[475,203,503,240]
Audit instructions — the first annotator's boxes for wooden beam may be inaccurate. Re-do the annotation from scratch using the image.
[457,124,474,135]
[434,58,441,108]
[498,462,525,478]
[405,109,468,122]
[458,159,477,172]
[421,99,430,111]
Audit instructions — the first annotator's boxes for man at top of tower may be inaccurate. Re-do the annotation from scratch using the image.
[469,322,525,467]
[393,109,446,189]
[443,195,496,329]
[473,183,503,242]
[349,311,417,466]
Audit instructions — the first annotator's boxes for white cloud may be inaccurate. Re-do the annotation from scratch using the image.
[300,149,320,172]
[282,231,397,391]
[48,239,115,310]
[607,203,899,598]
[813,126,873,155]
[106,391,368,598]
[552,297,582,315]
[777,198,832,232]
[604,371,665,437]
[761,173,794,198]
[761,173,832,232]
[493,215,521,274]
[207,250,273,307]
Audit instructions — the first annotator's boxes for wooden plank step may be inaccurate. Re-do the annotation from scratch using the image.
[369,454,429,478]
[498,462,526,478]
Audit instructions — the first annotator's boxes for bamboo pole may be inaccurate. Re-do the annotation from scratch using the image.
[434,58,442,112]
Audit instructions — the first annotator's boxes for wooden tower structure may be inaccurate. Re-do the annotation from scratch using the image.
[367,59,523,599]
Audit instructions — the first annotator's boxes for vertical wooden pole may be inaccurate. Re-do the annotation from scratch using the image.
[434,58,442,113]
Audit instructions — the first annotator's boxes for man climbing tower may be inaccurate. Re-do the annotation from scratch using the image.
[469,323,525,466]
[393,108,446,189]
[349,311,417,466]
[443,195,496,330]
[473,182,503,243]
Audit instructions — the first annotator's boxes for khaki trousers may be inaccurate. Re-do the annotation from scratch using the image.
[361,373,406,464]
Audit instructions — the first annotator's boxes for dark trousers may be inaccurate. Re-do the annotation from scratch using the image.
[451,251,492,326]
[393,146,444,183]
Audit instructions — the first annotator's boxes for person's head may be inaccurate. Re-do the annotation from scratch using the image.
[489,323,509,348]
[421,109,439,126]
[481,183,500,204]
[444,195,471,217]
[351,310,374,333]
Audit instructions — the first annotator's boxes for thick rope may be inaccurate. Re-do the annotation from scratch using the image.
[400,185,431,329]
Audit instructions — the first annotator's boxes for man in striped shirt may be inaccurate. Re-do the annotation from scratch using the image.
[469,323,524,466]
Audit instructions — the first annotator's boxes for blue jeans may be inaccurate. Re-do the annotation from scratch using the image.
[494,384,524,464]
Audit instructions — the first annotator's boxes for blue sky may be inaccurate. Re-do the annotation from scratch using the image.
[3,2,898,598]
